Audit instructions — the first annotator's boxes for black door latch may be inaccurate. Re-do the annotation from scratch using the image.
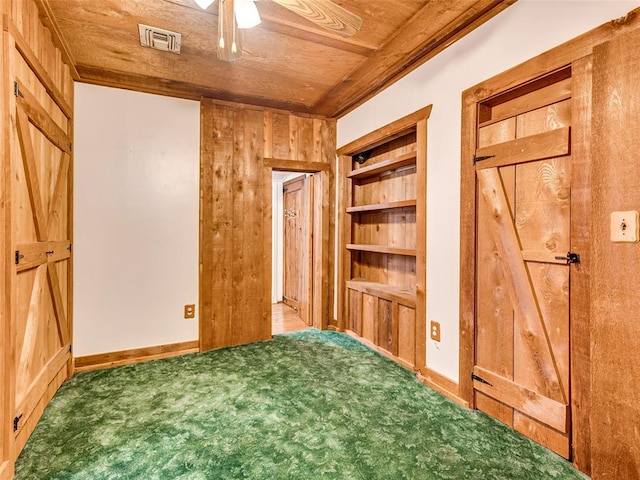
[554,252,580,265]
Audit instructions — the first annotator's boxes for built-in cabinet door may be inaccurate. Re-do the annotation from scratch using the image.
[473,69,573,458]
[8,29,73,456]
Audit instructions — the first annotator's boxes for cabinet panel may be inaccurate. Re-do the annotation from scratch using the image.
[361,294,376,343]
[398,305,416,365]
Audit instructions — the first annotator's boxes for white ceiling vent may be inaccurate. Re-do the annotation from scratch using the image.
[138,24,182,54]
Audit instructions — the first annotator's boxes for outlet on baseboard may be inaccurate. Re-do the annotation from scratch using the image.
[430,321,441,342]
[184,304,195,319]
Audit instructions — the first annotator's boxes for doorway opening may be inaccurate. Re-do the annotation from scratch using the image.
[271,171,316,335]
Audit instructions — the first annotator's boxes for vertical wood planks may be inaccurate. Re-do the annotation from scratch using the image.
[567,55,592,475]
[0,9,11,477]
[590,29,640,479]
[201,101,336,350]
[200,101,234,350]
[200,103,271,350]
[4,0,75,467]
[414,118,427,373]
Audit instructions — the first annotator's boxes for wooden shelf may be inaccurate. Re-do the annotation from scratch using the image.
[347,152,417,180]
[346,279,416,307]
[347,244,416,256]
[346,199,417,214]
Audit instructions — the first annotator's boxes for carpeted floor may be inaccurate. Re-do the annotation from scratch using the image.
[15,330,588,479]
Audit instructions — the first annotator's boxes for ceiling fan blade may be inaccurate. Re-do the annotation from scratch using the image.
[271,0,362,37]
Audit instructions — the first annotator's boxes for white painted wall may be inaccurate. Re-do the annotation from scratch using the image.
[337,0,639,382]
[74,84,200,356]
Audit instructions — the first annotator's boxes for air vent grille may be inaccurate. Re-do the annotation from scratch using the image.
[138,24,182,54]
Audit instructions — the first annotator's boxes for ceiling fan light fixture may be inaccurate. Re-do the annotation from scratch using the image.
[194,0,215,9]
[235,0,261,29]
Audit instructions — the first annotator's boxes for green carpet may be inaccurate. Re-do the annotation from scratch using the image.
[15,330,587,479]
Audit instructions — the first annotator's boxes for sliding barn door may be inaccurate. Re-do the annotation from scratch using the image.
[282,175,313,325]
[473,70,573,458]
[8,28,73,454]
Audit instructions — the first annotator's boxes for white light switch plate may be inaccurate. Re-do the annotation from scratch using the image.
[610,210,639,243]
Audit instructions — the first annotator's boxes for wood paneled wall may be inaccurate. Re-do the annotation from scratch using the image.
[199,100,336,351]
[1,0,75,477]
[590,27,640,480]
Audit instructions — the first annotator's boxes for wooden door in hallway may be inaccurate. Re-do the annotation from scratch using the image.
[283,175,313,326]
[472,70,573,458]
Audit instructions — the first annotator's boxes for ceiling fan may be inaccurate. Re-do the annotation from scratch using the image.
[193,0,362,61]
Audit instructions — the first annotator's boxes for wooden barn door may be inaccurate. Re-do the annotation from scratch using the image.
[472,69,574,458]
[282,175,313,325]
[8,30,73,453]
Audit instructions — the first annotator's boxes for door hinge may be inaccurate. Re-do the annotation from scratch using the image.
[471,372,493,386]
[13,414,23,432]
[473,154,495,164]
[68,142,73,152]
[67,244,73,253]
[15,250,24,265]
[555,252,580,265]
[13,81,23,98]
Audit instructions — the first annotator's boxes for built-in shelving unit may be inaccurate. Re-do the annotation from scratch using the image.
[337,105,431,372]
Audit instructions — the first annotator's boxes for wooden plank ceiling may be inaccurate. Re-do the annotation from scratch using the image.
[44,0,516,117]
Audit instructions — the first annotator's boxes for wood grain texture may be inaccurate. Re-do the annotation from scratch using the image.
[5,4,74,465]
[471,64,575,457]
[477,167,568,430]
[359,293,375,344]
[474,126,569,170]
[9,23,71,118]
[341,108,429,373]
[337,105,432,155]
[74,341,200,373]
[590,28,640,480]
[314,0,516,117]
[461,15,638,464]
[414,118,427,374]
[15,107,48,241]
[457,16,640,469]
[283,175,313,323]
[567,55,592,475]
[271,303,308,335]
[200,101,335,350]
[458,97,477,406]
[15,81,70,153]
[1,12,13,477]
[43,0,515,117]
[417,369,468,408]
[481,75,571,127]
[336,155,352,331]
[346,280,415,308]
[271,0,362,38]
[473,366,568,433]
[0,9,9,474]
[346,244,417,257]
